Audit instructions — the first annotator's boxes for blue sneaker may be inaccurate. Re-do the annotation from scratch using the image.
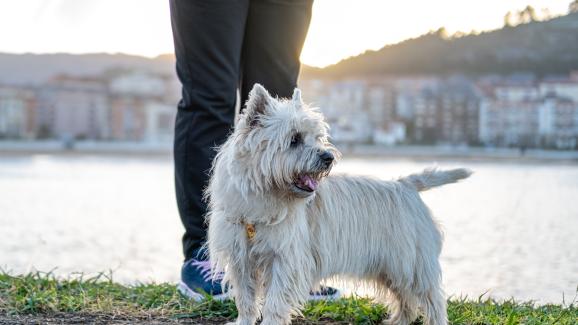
[177,258,229,301]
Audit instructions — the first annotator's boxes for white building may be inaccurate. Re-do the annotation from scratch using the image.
[109,72,166,98]
[479,99,540,147]
[319,80,373,143]
[479,78,578,149]
[539,97,578,149]
[540,79,578,102]
[494,84,540,102]
[37,76,110,139]
[0,87,34,138]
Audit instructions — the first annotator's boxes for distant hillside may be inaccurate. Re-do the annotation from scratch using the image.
[0,53,175,85]
[302,12,578,79]
[2,12,578,85]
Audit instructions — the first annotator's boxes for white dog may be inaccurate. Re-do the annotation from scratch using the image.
[206,84,471,325]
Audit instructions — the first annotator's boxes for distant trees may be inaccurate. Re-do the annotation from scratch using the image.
[570,1,578,13]
[518,5,538,24]
[435,27,448,39]
[504,2,578,27]
[504,5,544,27]
[504,12,513,27]
[540,8,552,20]
[305,10,578,79]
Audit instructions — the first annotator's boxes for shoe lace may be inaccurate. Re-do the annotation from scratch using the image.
[190,259,224,282]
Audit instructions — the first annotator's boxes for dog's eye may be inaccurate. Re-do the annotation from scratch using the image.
[290,133,302,147]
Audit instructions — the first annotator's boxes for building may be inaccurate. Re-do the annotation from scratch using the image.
[35,76,110,140]
[1,68,576,149]
[300,78,405,145]
[539,97,578,149]
[411,87,439,144]
[108,71,167,98]
[365,78,397,129]
[107,71,176,142]
[0,87,36,138]
[540,76,578,102]
[109,95,147,141]
[437,79,480,145]
[479,100,541,147]
[312,80,374,143]
[479,81,540,147]
[398,77,480,145]
[479,76,578,149]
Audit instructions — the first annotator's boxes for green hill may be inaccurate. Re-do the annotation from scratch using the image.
[302,12,578,79]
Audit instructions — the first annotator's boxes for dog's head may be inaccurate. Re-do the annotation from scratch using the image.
[231,84,339,198]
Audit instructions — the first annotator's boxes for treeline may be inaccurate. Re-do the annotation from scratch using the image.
[302,8,578,79]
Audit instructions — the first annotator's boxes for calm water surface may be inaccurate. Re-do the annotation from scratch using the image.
[0,154,577,304]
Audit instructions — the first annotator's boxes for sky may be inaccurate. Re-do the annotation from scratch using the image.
[0,0,571,67]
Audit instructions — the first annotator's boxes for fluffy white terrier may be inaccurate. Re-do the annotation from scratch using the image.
[206,84,471,325]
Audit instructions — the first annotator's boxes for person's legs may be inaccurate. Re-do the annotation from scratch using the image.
[240,0,313,104]
[170,0,338,302]
[170,0,249,261]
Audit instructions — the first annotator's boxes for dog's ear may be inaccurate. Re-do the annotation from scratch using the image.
[292,88,302,105]
[244,83,272,127]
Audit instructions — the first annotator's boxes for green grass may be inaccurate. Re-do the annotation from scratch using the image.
[0,271,576,324]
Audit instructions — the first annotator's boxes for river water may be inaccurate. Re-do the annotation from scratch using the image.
[0,154,577,304]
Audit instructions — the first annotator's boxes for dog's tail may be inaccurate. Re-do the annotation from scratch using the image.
[399,167,472,192]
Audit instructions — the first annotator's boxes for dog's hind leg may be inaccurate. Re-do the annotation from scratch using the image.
[418,288,447,325]
[383,286,419,325]
[413,256,447,325]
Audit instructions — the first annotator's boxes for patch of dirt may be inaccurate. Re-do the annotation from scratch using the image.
[0,313,227,325]
[0,313,348,324]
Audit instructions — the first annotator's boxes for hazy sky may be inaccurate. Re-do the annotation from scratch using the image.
[0,0,571,67]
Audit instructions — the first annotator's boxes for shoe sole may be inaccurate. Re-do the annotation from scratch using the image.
[177,281,230,302]
[309,289,341,301]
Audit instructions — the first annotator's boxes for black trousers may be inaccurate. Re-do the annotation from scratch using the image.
[169,0,313,260]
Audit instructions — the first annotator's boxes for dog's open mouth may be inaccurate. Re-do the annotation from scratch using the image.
[293,174,319,193]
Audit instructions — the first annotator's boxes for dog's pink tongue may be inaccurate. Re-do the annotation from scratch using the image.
[302,175,318,191]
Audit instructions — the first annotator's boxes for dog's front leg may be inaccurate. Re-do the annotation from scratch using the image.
[227,260,260,325]
[260,257,310,325]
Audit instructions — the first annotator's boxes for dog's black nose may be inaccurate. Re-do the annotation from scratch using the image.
[319,150,334,164]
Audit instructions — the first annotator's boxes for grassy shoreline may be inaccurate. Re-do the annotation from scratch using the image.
[1,272,576,324]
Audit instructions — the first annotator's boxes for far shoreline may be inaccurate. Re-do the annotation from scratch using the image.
[1,140,577,164]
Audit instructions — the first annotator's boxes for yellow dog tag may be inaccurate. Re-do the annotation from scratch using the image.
[245,223,256,241]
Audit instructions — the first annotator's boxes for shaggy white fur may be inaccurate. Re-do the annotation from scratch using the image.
[206,84,471,325]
